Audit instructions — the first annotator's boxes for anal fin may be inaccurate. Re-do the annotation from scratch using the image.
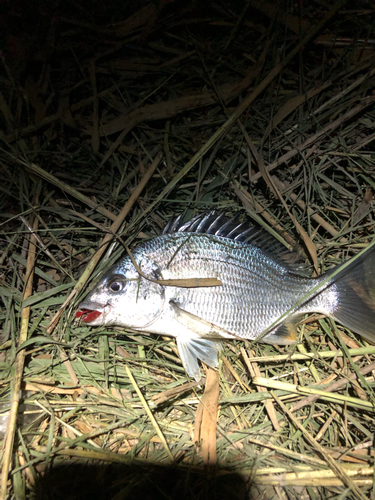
[261,316,302,345]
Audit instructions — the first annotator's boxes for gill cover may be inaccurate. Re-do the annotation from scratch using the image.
[82,257,166,329]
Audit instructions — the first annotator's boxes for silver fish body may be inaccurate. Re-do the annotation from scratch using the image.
[77,213,375,380]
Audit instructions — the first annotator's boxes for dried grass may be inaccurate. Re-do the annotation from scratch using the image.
[1,1,375,499]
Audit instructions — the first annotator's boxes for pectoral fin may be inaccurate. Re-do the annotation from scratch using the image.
[169,302,223,380]
[176,336,221,381]
[170,301,236,339]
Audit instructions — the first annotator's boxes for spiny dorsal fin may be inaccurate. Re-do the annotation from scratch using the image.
[162,211,308,273]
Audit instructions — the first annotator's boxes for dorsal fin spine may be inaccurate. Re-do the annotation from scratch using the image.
[162,211,308,274]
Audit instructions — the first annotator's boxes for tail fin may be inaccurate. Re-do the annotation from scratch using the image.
[329,244,375,343]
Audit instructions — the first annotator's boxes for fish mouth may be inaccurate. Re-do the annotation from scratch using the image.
[76,300,108,323]
[76,308,103,322]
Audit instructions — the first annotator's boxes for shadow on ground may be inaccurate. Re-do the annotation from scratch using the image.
[33,461,251,500]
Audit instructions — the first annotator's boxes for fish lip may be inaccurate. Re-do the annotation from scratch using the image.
[78,300,106,311]
[76,301,108,323]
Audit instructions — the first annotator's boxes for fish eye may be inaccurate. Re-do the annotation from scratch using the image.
[108,278,126,293]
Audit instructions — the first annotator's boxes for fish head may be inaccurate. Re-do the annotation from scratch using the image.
[76,256,165,329]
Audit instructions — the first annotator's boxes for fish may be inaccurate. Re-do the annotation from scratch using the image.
[76,212,375,381]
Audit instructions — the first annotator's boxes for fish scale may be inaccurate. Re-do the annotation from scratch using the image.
[137,232,329,338]
[77,212,375,380]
